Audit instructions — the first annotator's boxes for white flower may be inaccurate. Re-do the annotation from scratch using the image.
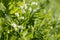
[31,2,38,5]
[33,9,36,12]
[31,2,35,5]
[24,4,27,9]
[20,16,24,20]
[35,2,38,5]
[33,7,40,12]
[15,12,19,17]
[29,7,32,12]
[20,6,24,9]
[11,23,17,28]
[18,25,23,29]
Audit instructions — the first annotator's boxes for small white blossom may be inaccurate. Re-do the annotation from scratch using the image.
[31,2,38,5]
[20,6,24,9]
[31,2,36,5]
[33,7,40,12]
[20,16,24,20]
[15,12,19,17]
[24,4,27,9]
[35,2,38,5]
[29,7,32,12]
[11,23,17,28]
[18,25,23,29]
[33,9,37,12]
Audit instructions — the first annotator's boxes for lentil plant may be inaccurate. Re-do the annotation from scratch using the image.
[0,0,60,40]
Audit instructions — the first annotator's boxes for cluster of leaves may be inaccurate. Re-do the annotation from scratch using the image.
[0,0,60,40]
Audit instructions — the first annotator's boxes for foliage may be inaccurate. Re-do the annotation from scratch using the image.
[0,0,60,40]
